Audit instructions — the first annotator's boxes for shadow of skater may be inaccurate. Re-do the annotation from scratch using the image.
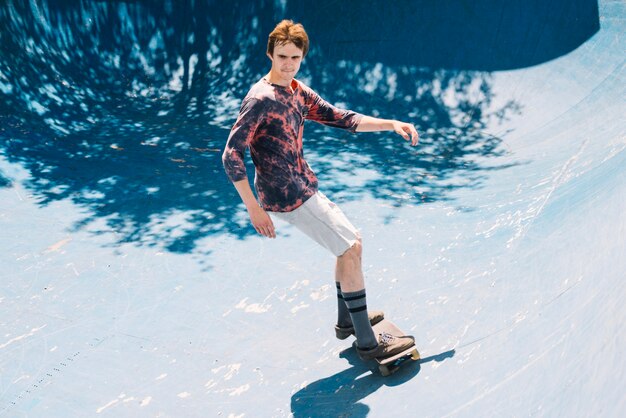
[290,348,455,417]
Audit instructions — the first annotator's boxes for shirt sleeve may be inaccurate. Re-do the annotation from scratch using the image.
[304,88,363,132]
[222,97,262,183]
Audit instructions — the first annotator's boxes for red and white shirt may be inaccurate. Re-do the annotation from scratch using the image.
[223,77,363,212]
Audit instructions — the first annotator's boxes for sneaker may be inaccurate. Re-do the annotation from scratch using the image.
[335,310,385,340]
[356,332,415,361]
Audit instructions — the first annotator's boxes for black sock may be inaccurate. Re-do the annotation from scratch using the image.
[336,282,352,327]
[342,289,377,349]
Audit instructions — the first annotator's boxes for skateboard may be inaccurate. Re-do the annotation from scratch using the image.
[369,319,420,376]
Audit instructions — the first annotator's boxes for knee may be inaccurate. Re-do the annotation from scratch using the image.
[341,237,362,260]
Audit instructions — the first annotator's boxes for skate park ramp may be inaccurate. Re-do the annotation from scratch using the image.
[0,0,624,416]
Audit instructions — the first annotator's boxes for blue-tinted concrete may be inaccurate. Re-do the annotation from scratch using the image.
[0,1,624,417]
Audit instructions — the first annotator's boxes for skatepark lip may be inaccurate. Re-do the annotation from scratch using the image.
[290,0,600,70]
[1,1,624,417]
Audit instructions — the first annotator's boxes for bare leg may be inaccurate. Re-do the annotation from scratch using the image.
[335,238,377,348]
[335,238,365,292]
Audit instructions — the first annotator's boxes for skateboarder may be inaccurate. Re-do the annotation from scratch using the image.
[222,20,418,360]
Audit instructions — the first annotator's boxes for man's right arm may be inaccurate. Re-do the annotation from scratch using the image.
[222,97,276,239]
[232,179,276,239]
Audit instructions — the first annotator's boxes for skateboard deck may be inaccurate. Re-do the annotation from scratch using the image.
[370,319,420,376]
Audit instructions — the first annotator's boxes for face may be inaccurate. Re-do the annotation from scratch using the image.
[267,41,303,85]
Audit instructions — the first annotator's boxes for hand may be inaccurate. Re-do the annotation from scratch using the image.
[392,121,419,146]
[247,204,276,238]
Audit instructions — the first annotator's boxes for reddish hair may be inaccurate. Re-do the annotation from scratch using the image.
[267,19,309,57]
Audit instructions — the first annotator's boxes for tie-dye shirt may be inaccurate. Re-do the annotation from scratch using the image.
[223,77,363,212]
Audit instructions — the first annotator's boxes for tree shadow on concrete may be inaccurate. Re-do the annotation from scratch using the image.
[290,347,456,417]
[0,0,598,253]
[0,170,12,188]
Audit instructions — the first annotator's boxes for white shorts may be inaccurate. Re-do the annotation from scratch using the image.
[270,192,360,257]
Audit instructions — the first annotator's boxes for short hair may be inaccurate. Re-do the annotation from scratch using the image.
[267,19,309,57]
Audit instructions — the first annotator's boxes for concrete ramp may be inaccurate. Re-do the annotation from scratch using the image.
[0,1,624,417]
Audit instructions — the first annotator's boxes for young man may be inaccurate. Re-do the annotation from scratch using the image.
[222,20,418,360]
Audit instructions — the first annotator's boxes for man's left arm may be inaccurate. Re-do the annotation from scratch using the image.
[356,116,419,146]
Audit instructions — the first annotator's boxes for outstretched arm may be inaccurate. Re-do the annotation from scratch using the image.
[356,116,419,146]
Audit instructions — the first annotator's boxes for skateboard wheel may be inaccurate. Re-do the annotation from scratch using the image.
[411,349,420,361]
[379,365,391,377]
